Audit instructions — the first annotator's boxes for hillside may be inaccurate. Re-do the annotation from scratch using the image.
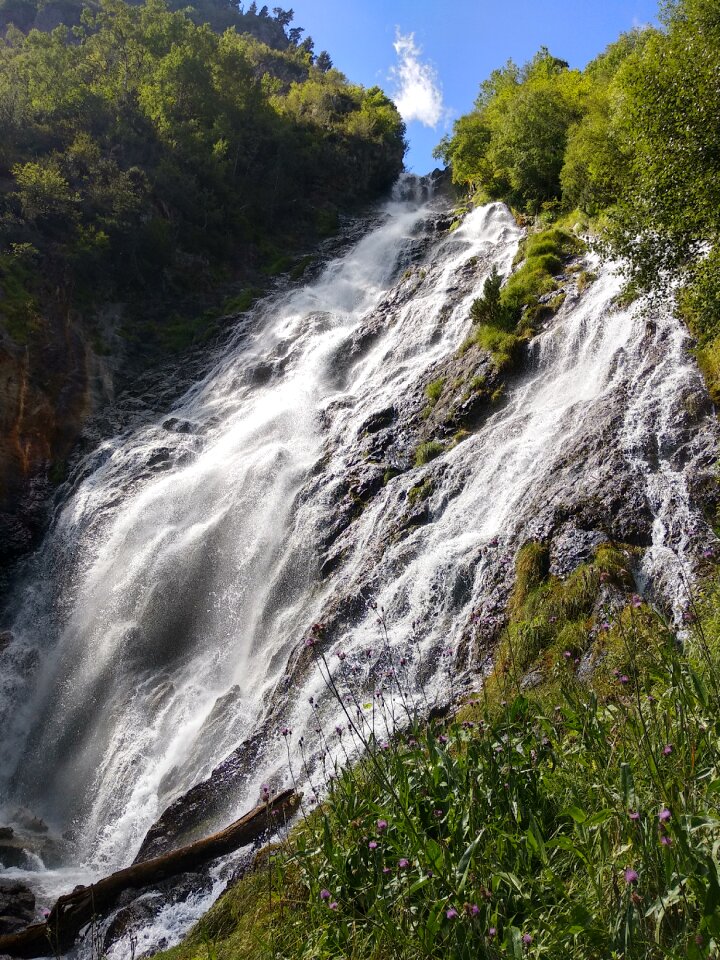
[0,0,406,576]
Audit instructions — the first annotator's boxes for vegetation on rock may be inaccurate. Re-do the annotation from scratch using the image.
[157,545,720,959]
[436,0,720,397]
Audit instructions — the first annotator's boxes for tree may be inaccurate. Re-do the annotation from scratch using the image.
[271,5,292,26]
[315,50,331,73]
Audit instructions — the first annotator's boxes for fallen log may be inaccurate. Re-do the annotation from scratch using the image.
[0,788,299,958]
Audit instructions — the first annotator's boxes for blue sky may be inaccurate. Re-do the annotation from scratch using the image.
[289,0,661,172]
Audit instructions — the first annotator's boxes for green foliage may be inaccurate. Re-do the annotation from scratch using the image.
[0,0,406,340]
[437,5,720,402]
[414,440,445,467]
[407,476,433,506]
[471,325,520,370]
[159,558,720,960]
[424,377,445,407]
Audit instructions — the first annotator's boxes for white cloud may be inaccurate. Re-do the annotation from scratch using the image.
[390,31,447,128]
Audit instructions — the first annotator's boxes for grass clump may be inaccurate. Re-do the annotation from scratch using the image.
[425,377,446,407]
[408,476,434,506]
[414,440,446,467]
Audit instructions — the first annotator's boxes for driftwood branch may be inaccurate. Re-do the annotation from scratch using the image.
[0,789,298,958]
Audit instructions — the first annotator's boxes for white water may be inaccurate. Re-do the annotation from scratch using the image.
[0,180,716,945]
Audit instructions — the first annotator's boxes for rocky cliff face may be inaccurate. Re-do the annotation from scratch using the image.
[0,314,105,583]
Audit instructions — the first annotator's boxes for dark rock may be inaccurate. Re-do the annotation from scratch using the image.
[0,880,35,936]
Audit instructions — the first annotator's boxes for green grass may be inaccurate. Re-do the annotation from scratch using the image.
[157,547,720,960]
[414,440,446,467]
[425,377,446,407]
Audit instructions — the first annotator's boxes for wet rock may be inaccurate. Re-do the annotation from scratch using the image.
[0,880,35,935]
[12,810,49,834]
[550,524,608,577]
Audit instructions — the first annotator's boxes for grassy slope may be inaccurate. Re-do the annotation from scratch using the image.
[157,543,720,960]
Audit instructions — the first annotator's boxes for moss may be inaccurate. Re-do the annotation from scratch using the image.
[222,289,261,314]
[473,325,521,370]
[407,476,434,506]
[576,270,598,294]
[383,467,401,486]
[414,440,445,466]
[487,541,640,708]
[424,376,445,407]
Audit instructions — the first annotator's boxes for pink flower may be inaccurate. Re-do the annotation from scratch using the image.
[658,808,671,822]
[663,744,673,756]
[398,858,409,869]
[624,868,639,884]
[368,840,378,850]
[320,889,331,900]
[329,901,338,910]
[377,819,388,832]
[446,908,458,919]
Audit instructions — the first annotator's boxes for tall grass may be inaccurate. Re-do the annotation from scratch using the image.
[160,572,720,960]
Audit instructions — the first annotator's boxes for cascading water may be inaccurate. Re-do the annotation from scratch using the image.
[0,176,716,947]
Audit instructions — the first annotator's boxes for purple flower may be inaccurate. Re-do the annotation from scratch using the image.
[434,809,443,818]
[660,835,672,846]
[522,933,533,946]
[563,650,572,659]
[398,858,409,869]
[446,908,458,920]
[320,889,331,900]
[281,727,292,737]
[629,811,640,822]
[702,548,715,560]
[438,735,449,745]
[631,595,642,609]
[488,927,497,938]
[624,868,639,884]
[659,808,671,822]
[368,840,378,850]
[619,675,630,685]
[470,904,480,916]
[377,819,388,832]
[305,636,316,647]
[329,901,338,910]
[663,744,673,756]
[600,621,611,631]
[382,867,391,875]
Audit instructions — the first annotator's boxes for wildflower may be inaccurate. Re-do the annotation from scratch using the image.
[337,651,347,661]
[629,811,640,822]
[305,636,316,648]
[446,908,458,920]
[368,840,378,850]
[398,858,409,869]
[281,727,292,737]
[600,621,611,631]
[329,902,338,910]
[434,809,443,818]
[702,548,715,560]
[261,784,270,799]
[382,867,391,875]
[659,808,671,822]
[522,933,533,946]
[469,904,480,916]
[619,675,630,685]
[631,595,642,608]
[426,870,433,878]
[377,819,388,832]
[663,744,673,756]
[488,927,497,938]
[438,735,449,745]
[660,835,672,846]
[320,889,331,900]
[624,868,639,884]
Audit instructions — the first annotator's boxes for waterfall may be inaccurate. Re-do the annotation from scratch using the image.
[0,179,716,929]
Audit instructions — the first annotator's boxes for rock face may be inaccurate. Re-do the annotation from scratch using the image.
[0,882,35,936]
